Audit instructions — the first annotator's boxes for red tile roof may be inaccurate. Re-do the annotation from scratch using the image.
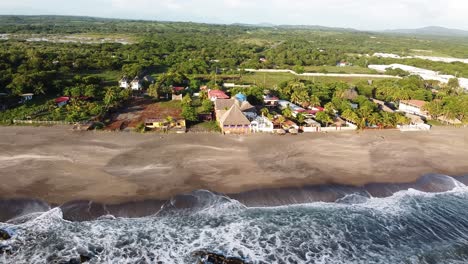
[400,100,426,108]
[173,87,185,92]
[264,95,279,101]
[55,96,70,104]
[208,90,229,99]
[312,106,324,111]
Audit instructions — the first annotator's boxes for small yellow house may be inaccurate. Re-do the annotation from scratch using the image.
[145,118,186,133]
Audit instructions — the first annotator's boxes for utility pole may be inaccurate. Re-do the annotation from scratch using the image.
[214,67,218,87]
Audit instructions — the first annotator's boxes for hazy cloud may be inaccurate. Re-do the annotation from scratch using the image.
[0,0,467,30]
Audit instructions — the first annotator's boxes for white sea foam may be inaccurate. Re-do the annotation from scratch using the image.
[0,154,74,168]
[2,177,468,263]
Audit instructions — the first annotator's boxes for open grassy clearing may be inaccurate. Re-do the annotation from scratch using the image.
[235,72,392,87]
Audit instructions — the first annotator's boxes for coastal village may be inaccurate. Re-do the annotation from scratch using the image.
[81,74,454,134]
[1,64,465,134]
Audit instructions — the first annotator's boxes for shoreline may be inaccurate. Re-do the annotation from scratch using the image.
[0,126,467,207]
[1,173,467,222]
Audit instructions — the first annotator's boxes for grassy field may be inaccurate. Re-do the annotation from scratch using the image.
[92,70,121,83]
[158,100,182,109]
[232,72,389,87]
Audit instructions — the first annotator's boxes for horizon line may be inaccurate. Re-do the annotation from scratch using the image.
[0,13,465,33]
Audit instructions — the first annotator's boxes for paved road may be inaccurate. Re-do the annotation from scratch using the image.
[244,69,401,79]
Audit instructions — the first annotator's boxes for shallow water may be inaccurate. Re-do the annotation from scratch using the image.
[2,176,468,263]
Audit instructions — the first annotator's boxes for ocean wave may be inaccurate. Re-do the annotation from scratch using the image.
[2,176,468,263]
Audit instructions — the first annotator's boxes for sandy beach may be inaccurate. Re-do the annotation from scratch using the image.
[0,126,467,205]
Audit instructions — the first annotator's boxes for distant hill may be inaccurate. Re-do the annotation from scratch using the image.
[383,26,468,37]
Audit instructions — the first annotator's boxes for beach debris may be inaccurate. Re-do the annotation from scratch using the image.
[289,128,299,135]
[193,250,247,264]
[0,229,11,240]
[276,129,286,135]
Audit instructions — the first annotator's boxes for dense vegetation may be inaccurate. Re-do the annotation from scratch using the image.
[0,15,467,125]
[245,74,467,128]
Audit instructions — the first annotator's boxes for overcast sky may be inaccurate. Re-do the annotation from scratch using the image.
[0,0,467,30]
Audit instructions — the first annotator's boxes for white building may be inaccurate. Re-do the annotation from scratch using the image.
[399,100,428,117]
[251,116,274,133]
[119,77,129,89]
[131,77,142,90]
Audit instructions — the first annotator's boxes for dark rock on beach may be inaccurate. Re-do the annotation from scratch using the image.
[193,250,248,264]
[0,229,11,240]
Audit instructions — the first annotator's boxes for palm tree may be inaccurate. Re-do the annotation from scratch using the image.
[381,112,396,128]
[290,89,310,107]
[357,106,372,125]
[309,95,321,107]
[283,106,293,119]
[104,87,118,108]
[296,113,306,125]
[284,79,305,98]
[315,112,333,127]
[396,114,410,125]
[368,112,381,127]
[423,100,443,119]
[341,109,359,124]
[324,102,335,114]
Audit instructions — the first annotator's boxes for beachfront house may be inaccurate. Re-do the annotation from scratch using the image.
[218,104,251,134]
[399,100,428,117]
[282,120,299,131]
[251,116,274,133]
[237,97,257,120]
[302,119,322,132]
[215,97,257,120]
[208,89,230,102]
[214,97,257,134]
[145,118,186,133]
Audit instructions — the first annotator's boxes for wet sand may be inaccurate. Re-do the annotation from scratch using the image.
[0,126,467,205]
